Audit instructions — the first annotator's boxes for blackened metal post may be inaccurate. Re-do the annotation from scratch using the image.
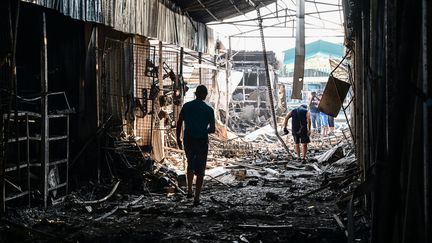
[291,0,305,100]
[225,36,232,126]
[66,115,69,194]
[40,12,49,208]
[256,8,291,156]
[422,0,431,241]
[26,114,30,206]
[198,52,202,84]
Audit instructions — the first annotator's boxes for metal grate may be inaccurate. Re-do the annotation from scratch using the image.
[134,40,156,147]
[101,38,156,147]
[157,48,180,148]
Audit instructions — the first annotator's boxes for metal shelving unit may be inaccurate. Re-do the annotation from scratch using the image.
[1,103,70,209]
[1,112,39,208]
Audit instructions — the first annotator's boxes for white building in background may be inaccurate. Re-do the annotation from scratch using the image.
[279,40,344,108]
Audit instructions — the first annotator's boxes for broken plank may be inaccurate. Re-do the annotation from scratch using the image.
[333,214,348,237]
[119,195,145,209]
[74,180,120,205]
[237,224,293,229]
[285,165,304,170]
[226,160,264,171]
[204,174,233,187]
[94,206,119,221]
[288,170,361,203]
[163,146,185,154]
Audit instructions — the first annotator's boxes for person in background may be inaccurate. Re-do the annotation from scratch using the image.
[283,104,311,162]
[318,93,328,136]
[320,111,329,136]
[328,115,335,135]
[309,91,321,134]
[176,85,215,206]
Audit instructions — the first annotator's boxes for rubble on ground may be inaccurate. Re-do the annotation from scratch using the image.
[0,118,369,242]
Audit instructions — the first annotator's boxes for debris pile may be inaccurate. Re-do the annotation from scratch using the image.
[0,119,369,242]
[227,105,271,135]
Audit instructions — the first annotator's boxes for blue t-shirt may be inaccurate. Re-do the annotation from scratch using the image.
[291,106,308,134]
[180,99,215,139]
[309,96,320,113]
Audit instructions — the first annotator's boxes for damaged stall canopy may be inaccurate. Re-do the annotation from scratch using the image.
[318,75,351,117]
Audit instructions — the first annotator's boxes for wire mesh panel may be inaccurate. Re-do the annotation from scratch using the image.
[133,39,156,147]
[101,38,156,147]
[101,38,133,136]
[157,48,181,148]
[0,55,12,161]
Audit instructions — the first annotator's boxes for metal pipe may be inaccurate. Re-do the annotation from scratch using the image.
[26,114,30,206]
[225,36,231,126]
[207,10,340,25]
[198,52,202,84]
[2,0,20,214]
[256,8,291,157]
[40,11,49,208]
[12,0,20,183]
[94,26,101,184]
[422,0,431,241]
[195,0,219,21]
[230,35,345,38]
[66,116,69,194]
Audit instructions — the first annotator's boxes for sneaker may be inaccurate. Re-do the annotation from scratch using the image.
[193,200,201,207]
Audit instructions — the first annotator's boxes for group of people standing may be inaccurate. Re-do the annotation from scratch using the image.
[309,91,335,136]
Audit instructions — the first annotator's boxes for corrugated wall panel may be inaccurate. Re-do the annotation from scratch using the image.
[21,0,214,53]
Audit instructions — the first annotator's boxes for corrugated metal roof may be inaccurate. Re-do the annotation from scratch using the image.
[170,0,277,23]
[21,0,215,53]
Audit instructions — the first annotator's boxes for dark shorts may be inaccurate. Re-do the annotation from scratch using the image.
[184,136,208,176]
[293,131,310,144]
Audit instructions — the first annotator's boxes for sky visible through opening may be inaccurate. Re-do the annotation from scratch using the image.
[208,0,344,61]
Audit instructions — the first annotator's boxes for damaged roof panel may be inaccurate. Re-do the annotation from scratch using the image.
[20,0,214,53]
[170,0,277,23]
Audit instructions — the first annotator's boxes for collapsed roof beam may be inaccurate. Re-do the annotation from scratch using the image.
[305,0,341,7]
[230,34,344,38]
[308,13,343,26]
[228,0,245,15]
[207,9,339,25]
[312,0,325,28]
[244,0,257,8]
[195,0,220,21]
[231,20,294,36]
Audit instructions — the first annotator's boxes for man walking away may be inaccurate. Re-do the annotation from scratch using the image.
[309,91,321,134]
[283,104,311,162]
[176,85,215,206]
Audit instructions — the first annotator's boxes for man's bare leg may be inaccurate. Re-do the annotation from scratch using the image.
[194,174,204,204]
[301,143,308,160]
[187,171,194,196]
[295,143,301,159]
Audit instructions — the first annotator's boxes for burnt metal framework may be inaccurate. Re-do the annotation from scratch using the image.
[20,0,214,53]
[101,38,157,147]
[155,47,181,148]
[343,0,432,242]
[167,0,277,23]
[1,7,70,211]
[231,51,278,117]
[256,7,291,156]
